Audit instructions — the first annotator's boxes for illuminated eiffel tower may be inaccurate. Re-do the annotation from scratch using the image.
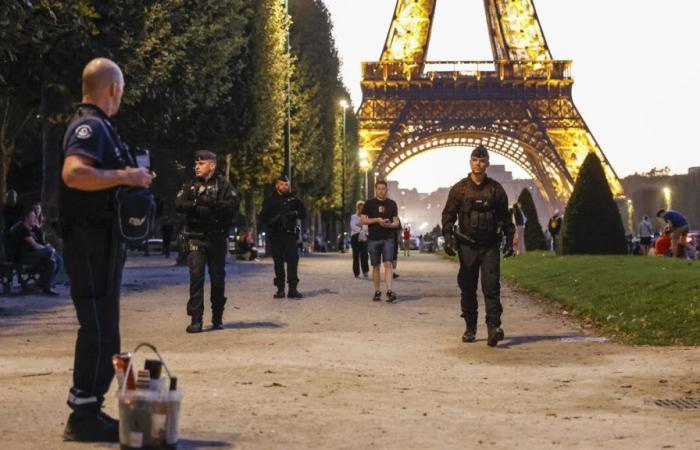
[358,0,623,208]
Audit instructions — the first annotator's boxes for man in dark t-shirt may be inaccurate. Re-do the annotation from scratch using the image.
[360,180,399,302]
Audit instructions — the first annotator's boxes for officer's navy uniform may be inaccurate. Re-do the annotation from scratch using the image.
[175,172,239,328]
[442,172,514,345]
[60,103,133,412]
[259,188,306,297]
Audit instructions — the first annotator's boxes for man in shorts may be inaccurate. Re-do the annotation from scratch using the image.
[361,181,399,302]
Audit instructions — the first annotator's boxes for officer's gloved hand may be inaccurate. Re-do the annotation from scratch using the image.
[443,233,457,257]
[503,246,515,258]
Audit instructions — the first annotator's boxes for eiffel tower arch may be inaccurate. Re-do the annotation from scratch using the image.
[358,0,623,209]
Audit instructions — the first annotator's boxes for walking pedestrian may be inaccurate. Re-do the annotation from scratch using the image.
[441,145,515,347]
[402,226,411,257]
[547,211,562,252]
[361,180,399,302]
[175,150,240,333]
[259,175,306,299]
[60,58,154,442]
[638,215,653,256]
[350,201,369,278]
[513,201,526,255]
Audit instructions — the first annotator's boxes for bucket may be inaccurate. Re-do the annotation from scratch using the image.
[117,343,183,450]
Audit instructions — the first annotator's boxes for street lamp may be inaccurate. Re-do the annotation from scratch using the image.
[663,186,672,210]
[339,99,349,252]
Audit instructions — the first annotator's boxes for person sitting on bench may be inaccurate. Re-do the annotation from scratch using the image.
[8,205,60,296]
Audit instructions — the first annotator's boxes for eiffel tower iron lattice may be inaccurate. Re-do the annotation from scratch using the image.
[358,0,623,209]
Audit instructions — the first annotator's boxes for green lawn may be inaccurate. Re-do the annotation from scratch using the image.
[441,251,700,346]
[499,253,700,346]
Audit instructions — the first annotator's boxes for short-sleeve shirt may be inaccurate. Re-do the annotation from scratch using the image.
[663,210,688,228]
[60,104,131,225]
[362,197,398,241]
[8,223,34,261]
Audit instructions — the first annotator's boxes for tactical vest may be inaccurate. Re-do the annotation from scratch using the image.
[459,181,499,244]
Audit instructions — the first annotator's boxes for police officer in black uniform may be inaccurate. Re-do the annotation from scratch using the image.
[175,150,239,333]
[441,145,515,347]
[259,175,306,298]
[60,58,154,442]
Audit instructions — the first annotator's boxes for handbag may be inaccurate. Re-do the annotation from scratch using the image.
[115,186,156,243]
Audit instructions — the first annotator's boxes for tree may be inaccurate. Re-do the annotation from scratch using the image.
[517,188,547,250]
[562,153,626,255]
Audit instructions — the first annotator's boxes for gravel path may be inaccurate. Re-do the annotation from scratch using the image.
[0,252,699,449]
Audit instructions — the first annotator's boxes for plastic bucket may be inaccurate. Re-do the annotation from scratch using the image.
[117,343,182,450]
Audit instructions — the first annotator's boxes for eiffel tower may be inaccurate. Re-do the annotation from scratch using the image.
[358,0,623,209]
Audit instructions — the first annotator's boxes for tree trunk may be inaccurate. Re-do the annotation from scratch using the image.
[244,190,256,236]
[40,72,61,223]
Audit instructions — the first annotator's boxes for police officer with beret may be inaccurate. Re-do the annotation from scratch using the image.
[259,175,306,298]
[441,145,515,347]
[60,58,154,442]
[175,150,240,333]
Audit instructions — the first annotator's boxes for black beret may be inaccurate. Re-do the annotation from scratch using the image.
[195,150,217,161]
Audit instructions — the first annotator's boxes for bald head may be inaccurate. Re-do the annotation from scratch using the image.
[81,58,124,116]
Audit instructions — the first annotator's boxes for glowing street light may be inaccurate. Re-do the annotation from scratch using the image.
[663,186,672,210]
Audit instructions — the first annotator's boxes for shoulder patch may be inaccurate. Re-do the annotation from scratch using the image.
[75,124,93,139]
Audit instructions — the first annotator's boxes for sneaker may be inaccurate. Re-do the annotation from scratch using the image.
[287,290,303,299]
[362,272,369,278]
[462,330,476,343]
[487,327,505,347]
[392,272,399,279]
[386,290,397,303]
[42,288,60,296]
[211,322,224,330]
[372,290,382,302]
[273,289,285,299]
[186,320,203,333]
[63,410,119,442]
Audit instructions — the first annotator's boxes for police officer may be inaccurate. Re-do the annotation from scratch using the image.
[259,175,306,298]
[60,58,154,442]
[175,150,239,333]
[441,145,515,347]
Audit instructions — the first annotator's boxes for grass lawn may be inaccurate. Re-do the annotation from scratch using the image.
[498,253,700,346]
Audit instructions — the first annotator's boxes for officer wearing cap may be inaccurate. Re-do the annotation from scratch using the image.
[175,150,240,333]
[259,175,306,298]
[60,58,154,442]
[441,145,515,347]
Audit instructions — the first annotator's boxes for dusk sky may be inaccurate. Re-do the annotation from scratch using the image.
[323,0,700,192]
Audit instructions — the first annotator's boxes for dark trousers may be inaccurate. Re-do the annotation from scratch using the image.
[186,234,227,319]
[63,224,125,406]
[20,246,58,288]
[271,233,299,289]
[457,243,502,329]
[350,234,369,276]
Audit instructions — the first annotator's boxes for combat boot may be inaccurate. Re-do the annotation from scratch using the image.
[63,408,119,443]
[212,310,224,330]
[186,317,203,333]
[487,327,505,347]
[287,289,303,299]
[462,315,477,343]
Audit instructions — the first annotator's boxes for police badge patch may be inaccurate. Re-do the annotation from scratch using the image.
[75,125,92,139]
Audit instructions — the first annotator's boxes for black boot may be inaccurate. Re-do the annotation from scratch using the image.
[287,282,302,299]
[273,288,285,298]
[462,315,477,343]
[487,327,505,347]
[63,408,119,443]
[186,317,203,333]
[212,310,224,330]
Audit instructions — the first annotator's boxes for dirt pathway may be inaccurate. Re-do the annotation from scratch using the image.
[0,252,699,449]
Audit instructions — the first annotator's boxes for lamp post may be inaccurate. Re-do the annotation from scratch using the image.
[339,99,349,252]
[663,186,672,210]
[284,0,291,184]
[359,149,369,199]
